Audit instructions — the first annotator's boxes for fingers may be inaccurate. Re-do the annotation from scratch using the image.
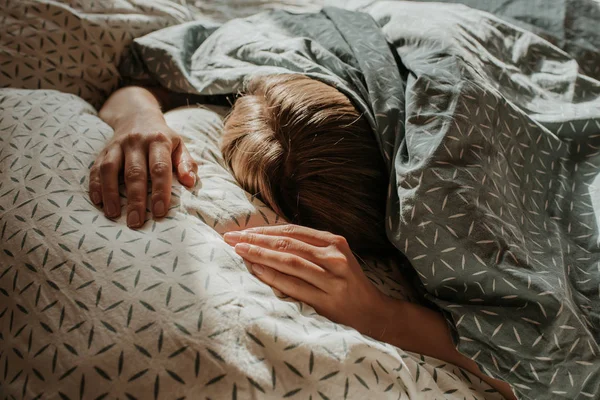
[249,263,324,306]
[89,155,104,206]
[244,224,344,248]
[226,230,353,278]
[91,127,192,228]
[224,231,324,265]
[172,140,198,188]
[123,142,148,228]
[99,145,123,218]
[234,242,329,290]
[148,135,172,219]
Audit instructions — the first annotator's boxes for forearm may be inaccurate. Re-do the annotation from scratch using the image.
[374,299,516,400]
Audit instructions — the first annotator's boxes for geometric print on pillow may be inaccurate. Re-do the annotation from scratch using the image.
[0,88,504,399]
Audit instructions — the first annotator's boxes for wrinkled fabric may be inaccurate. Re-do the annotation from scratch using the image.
[123,4,600,398]
[0,0,193,107]
[0,88,487,400]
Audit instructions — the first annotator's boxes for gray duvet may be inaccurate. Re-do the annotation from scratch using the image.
[123,2,600,398]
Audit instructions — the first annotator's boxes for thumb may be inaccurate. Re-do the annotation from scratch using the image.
[172,141,198,188]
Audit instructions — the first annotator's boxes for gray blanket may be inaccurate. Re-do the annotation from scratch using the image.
[122,3,600,398]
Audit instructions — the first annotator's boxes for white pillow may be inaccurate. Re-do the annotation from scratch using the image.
[0,0,192,107]
[0,88,465,400]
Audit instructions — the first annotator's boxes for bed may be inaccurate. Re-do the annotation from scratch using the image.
[1,1,599,399]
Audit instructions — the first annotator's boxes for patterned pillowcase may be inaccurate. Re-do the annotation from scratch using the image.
[0,0,193,108]
[0,88,431,399]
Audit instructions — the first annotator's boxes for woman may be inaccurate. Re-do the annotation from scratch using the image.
[89,74,515,400]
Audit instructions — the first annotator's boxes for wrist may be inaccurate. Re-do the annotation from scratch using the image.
[362,295,408,342]
[98,86,165,131]
[111,109,167,137]
[109,105,164,126]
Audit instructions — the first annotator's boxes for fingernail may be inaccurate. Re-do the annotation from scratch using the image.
[153,201,165,217]
[127,210,140,227]
[91,192,101,204]
[251,264,264,275]
[235,243,250,254]
[106,201,117,217]
[190,172,197,186]
[223,231,242,244]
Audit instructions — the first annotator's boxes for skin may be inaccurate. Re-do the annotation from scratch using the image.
[93,86,516,400]
[223,225,516,400]
[90,86,198,227]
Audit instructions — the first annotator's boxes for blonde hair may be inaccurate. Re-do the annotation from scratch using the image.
[220,74,390,254]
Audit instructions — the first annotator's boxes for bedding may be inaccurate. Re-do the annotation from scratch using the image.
[1,1,599,399]
[119,3,600,399]
[369,3,600,398]
[340,0,600,81]
[0,0,193,108]
[0,88,498,399]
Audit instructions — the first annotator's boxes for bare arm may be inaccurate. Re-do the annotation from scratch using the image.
[375,300,516,400]
[89,86,198,227]
[221,224,516,400]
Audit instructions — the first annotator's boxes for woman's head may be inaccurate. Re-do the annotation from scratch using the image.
[220,74,390,254]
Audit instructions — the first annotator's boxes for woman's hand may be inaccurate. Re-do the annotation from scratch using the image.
[224,224,516,399]
[89,110,198,228]
[223,224,395,336]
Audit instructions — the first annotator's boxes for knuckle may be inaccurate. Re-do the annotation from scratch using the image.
[88,179,101,190]
[283,255,299,268]
[326,252,348,266]
[274,238,290,251]
[125,165,146,181]
[243,233,255,244]
[99,160,117,175]
[127,201,146,211]
[125,132,144,146]
[248,245,262,257]
[329,234,348,248]
[150,190,167,202]
[90,164,101,175]
[150,161,170,177]
[152,131,171,144]
[127,186,148,200]
[282,225,296,235]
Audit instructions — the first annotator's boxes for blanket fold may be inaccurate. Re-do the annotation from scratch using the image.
[122,4,600,398]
